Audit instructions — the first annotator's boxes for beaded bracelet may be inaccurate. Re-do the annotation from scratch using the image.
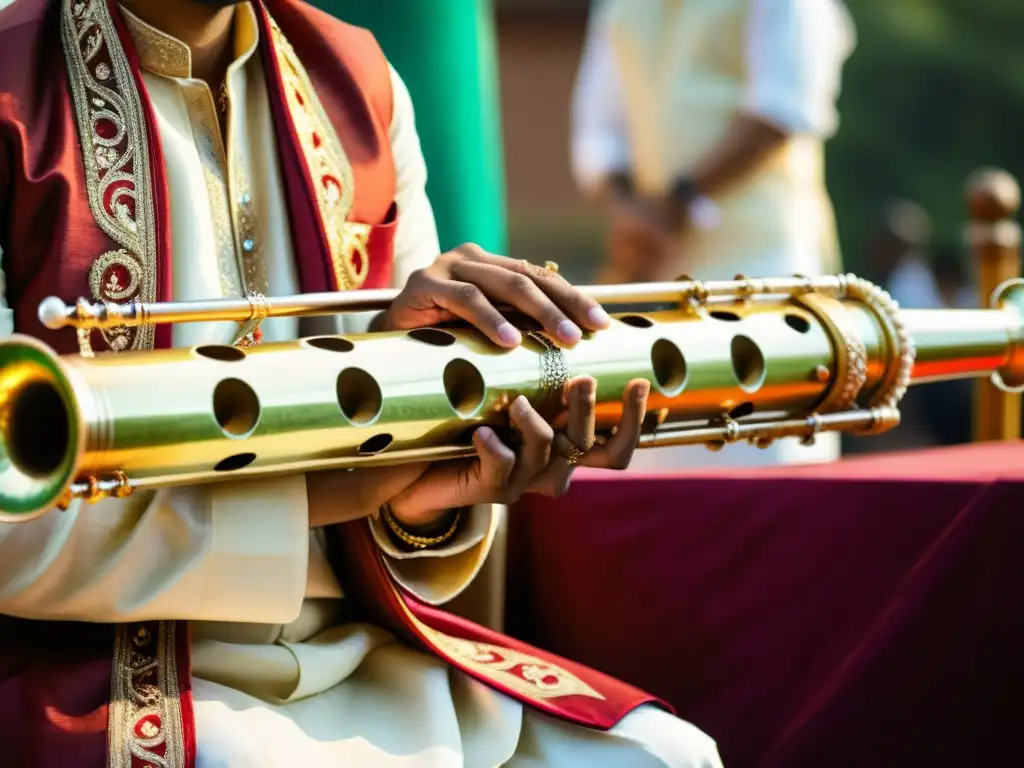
[380,503,461,550]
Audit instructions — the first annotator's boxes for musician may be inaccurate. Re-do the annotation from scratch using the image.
[570,0,856,470]
[0,0,723,765]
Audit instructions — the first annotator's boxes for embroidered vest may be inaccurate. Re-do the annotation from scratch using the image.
[0,0,396,355]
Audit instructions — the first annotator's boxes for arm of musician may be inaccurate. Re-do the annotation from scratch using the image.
[687,0,856,197]
[569,3,633,201]
[0,478,311,624]
[367,506,500,607]
[350,64,499,606]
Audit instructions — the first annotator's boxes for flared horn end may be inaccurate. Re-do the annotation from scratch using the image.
[0,335,80,522]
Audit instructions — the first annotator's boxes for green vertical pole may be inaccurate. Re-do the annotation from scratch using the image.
[315,0,509,255]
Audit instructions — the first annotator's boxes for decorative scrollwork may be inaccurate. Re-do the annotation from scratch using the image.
[62,0,157,352]
[267,13,366,290]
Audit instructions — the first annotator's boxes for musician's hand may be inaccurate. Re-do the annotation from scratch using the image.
[305,376,651,530]
[375,244,613,347]
[383,375,651,525]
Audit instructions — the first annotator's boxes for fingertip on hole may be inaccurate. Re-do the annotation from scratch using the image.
[632,380,652,401]
[510,395,530,417]
[556,320,583,345]
[573,376,596,398]
[497,323,522,347]
[587,306,612,329]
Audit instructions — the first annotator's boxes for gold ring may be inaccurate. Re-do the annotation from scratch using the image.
[543,260,560,275]
[555,433,587,466]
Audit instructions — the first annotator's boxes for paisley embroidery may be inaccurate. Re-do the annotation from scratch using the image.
[423,631,607,702]
[108,621,186,768]
[266,14,370,290]
[89,249,142,304]
[61,0,157,351]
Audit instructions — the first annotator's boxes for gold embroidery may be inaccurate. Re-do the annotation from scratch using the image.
[184,86,246,298]
[120,7,191,78]
[339,221,372,287]
[422,629,605,702]
[89,249,142,303]
[233,170,269,295]
[267,15,369,290]
[388,577,605,703]
[108,621,186,768]
[62,0,157,351]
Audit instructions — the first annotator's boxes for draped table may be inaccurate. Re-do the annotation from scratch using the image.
[506,442,1024,767]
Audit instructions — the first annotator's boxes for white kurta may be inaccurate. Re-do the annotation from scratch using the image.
[0,5,722,766]
[571,0,855,471]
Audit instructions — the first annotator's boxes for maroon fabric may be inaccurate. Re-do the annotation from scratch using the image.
[330,516,669,731]
[507,442,1024,767]
[0,618,113,767]
[0,0,126,354]
[258,0,397,292]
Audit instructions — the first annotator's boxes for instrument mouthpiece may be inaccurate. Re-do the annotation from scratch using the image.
[38,296,71,330]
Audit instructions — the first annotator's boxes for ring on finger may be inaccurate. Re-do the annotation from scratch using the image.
[554,432,588,466]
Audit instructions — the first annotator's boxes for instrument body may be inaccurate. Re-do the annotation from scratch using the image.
[2,275,1023,522]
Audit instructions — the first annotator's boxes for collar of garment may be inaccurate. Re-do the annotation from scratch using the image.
[118,2,260,79]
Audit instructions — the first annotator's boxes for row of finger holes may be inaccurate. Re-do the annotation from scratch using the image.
[199,330,484,470]
[626,308,813,397]
[200,311,807,470]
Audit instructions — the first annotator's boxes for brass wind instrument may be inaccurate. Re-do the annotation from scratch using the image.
[2,273,1023,523]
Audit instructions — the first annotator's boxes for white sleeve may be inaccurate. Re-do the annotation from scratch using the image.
[744,0,856,138]
[570,4,632,194]
[0,252,310,624]
[388,63,441,288]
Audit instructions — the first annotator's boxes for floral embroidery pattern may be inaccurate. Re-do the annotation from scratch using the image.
[62,0,157,351]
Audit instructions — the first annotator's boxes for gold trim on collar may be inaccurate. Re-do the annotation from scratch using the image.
[62,0,157,352]
[118,3,260,80]
[267,14,369,290]
[119,6,191,78]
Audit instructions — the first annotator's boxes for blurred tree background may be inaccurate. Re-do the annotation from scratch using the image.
[830,0,1024,276]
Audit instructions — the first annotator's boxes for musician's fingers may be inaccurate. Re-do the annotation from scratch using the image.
[452,244,611,334]
[506,396,555,497]
[417,274,523,348]
[388,427,515,517]
[563,377,598,452]
[529,377,597,498]
[448,259,584,346]
[584,379,650,470]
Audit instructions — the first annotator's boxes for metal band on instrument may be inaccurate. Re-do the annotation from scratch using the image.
[792,292,868,413]
[840,275,915,409]
[526,331,570,415]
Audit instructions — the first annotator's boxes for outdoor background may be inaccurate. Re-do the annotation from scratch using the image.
[329,0,1024,287]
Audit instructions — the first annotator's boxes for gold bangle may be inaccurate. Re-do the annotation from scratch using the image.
[381,503,461,550]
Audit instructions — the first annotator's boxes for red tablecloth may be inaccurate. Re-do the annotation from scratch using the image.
[506,443,1024,768]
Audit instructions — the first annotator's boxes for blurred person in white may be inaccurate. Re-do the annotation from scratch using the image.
[879,200,944,309]
[570,0,855,470]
